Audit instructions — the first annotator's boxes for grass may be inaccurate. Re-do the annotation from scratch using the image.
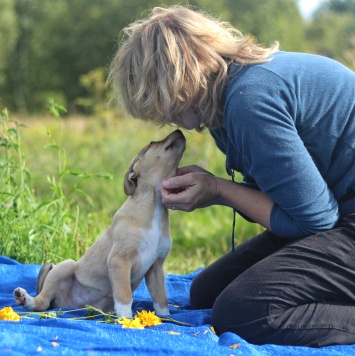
[0,105,264,274]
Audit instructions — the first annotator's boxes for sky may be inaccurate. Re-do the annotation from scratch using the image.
[298,0,324,19]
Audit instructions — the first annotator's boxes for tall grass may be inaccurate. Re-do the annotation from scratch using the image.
[0,105,264,273]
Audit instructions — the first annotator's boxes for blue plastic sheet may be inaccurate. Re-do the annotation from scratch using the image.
[1,256,354,355]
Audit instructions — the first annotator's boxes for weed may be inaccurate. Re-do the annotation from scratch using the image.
[0,102,112,263]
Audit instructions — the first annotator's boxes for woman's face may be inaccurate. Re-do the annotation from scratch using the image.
[174,108,200,130]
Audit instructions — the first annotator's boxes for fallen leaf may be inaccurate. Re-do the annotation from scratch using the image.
[229,343,241,349]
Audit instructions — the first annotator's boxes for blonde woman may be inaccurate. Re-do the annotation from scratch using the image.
[109,6,355,347]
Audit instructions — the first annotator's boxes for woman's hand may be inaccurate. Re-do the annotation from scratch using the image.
[161,164,274,231]
[161,165,219,211]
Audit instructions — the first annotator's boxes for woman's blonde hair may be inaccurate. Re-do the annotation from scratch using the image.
[108,5,279,129]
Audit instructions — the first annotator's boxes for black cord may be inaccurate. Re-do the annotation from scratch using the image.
[231,170,236,253]
[231,208,236,253]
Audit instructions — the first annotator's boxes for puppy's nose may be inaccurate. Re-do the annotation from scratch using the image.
[14,289,21,297]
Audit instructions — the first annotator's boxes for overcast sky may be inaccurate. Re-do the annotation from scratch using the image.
[298,0,324,18]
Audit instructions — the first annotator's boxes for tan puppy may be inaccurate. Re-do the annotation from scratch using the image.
[13,129,186,318]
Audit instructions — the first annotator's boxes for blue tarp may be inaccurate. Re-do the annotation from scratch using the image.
[1,255,354,355]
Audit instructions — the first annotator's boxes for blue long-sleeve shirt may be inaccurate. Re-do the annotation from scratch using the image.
[210,51,355,238]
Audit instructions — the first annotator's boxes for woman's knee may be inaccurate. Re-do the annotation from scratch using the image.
[211,285,243,335]
[190,269,215,309]
[190,232,288,312]
[211,274,272,338]
[190,251,246,309]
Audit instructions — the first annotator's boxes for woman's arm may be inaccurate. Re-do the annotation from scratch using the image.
[161,167,274,231]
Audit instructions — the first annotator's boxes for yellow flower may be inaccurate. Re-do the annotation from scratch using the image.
[117,310,162,329]
[117,316,132,328]
[136,310,162,327]
[130,316,146,329]
[0,307,21,321]
[118,316,144,329]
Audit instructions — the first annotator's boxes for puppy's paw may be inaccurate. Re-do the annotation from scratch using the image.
[13,287,35,310]
[13,287,29,306]
[114,300,133,318]
[154,303,170,316]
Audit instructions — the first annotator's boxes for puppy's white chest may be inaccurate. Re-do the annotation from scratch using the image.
[135,207,171,280]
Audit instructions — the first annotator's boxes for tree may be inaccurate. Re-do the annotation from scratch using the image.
[306,0,355,69]
[0,0,19,104]
[324,0,355,12]
[193,0,306,51]
[1,0,37,111]
[1,0,182,112]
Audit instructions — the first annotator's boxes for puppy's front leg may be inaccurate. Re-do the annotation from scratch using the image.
[108,254,133,318]
[145,258,170,315]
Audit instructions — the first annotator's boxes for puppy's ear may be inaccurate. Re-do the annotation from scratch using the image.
[124,171,138,195]
[124,159,139,195]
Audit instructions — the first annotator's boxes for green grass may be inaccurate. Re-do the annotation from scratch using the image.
[0,106,264,274]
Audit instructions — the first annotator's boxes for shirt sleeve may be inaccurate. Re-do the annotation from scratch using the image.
[225,68,339,238]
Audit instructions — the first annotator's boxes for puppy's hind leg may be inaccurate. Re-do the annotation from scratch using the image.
[14,259,76,311]
[14,262,55,311]
[36,262,54,295]
[13,287,38,311]
[145,258,170,315]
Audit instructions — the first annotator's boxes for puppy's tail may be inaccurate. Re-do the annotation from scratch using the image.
[36,263,54,295]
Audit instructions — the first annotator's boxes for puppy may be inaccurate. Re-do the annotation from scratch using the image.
[14,129,186,318]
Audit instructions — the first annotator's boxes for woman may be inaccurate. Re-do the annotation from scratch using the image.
[109,6,355,347]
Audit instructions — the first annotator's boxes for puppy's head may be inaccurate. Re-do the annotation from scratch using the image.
[124,129,186,195]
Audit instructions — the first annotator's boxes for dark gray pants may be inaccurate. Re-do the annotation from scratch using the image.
[190,214,355,347]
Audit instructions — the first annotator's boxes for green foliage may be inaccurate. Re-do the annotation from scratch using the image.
[0,0,18,86]
[306,0,355,70]
[76,68,116,120]
[210,0,306,51]
[1,0,181,111]
[323,0,355,13]
[0,103,112,263]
